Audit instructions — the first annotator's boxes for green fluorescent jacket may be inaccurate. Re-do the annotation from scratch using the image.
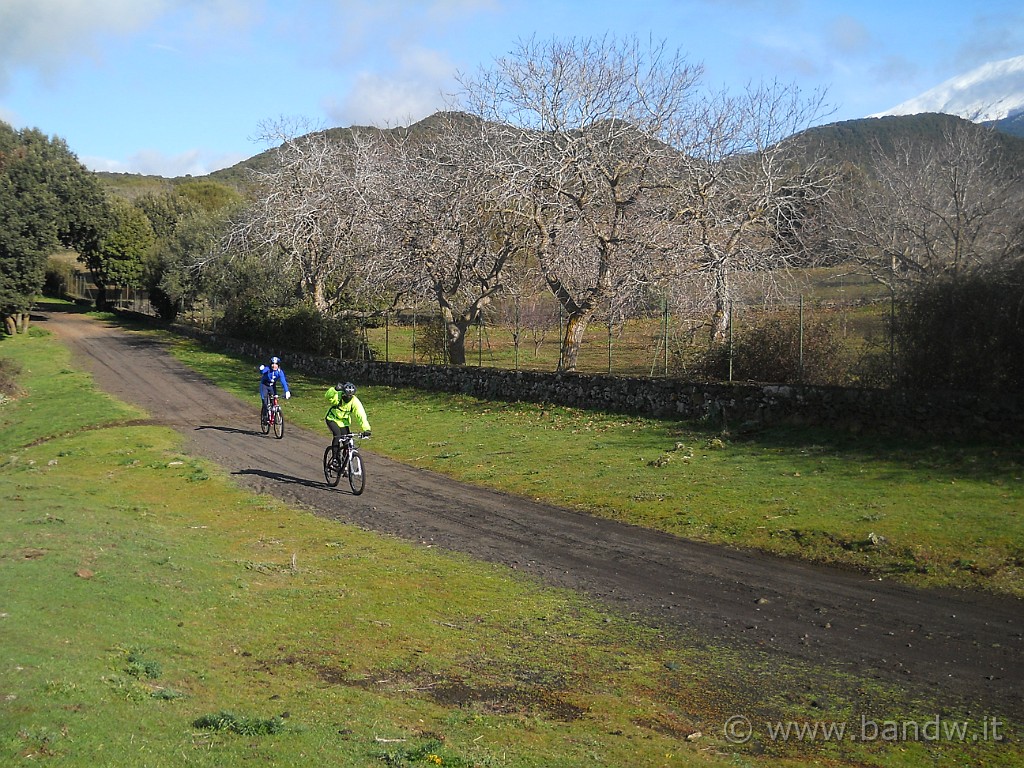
[324,388,371,432]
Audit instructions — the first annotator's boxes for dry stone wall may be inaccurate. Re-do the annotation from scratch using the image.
[198,329,1023,439]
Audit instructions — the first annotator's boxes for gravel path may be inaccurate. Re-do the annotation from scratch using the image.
[43,307,1024,719]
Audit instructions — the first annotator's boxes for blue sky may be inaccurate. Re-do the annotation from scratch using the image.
[1,0,1021,177]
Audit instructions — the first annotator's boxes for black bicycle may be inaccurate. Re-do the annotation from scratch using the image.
[323,432,368,495]
[260,389,285,439]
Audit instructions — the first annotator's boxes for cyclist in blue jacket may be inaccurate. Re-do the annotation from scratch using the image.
[258,356,291,420]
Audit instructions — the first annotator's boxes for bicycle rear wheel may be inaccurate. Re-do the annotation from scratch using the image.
[347,451,365,495]
[273,408,284,439]
[323,446,342,487]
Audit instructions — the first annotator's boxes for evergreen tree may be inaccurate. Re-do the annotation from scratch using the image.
[0,122,108,333]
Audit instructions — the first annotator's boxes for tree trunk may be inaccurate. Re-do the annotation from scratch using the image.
[710,299,730,345]
[709,266,731,344]
[558,311,593,372]
[447,324,467,365]
[3,315,15,336]
[439,308,473,366]
[95,284,111,311]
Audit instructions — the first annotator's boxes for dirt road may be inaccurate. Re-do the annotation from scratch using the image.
[41,308,1023,718]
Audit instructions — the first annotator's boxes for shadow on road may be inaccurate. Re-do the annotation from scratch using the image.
[233,467,341,492]
[195,425,263,437]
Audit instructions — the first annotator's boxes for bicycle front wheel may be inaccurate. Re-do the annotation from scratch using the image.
[323,446,342,487]
[348,451,365,495]
[273,408,284,439]
[260,407,270,434]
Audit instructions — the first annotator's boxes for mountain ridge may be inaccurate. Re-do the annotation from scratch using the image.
[870,54,1024,136]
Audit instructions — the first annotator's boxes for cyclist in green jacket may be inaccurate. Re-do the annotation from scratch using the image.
[324,382,371,462]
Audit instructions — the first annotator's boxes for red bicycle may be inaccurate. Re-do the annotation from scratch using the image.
[260,390,285,439]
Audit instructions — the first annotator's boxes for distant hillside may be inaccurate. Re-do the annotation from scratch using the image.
[95,171,178,199]
[206,112,484,188]
[990,111,1024,138]
[97,111,1024,198]
[789,112,1024,173]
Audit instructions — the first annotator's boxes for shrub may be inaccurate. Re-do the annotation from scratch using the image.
[413,316,451,364]
[0,357,23,399]
[43,259,76,299]
[685,308,849,385]
[218,300,374,360]
[192,711,285,736]
[894,263,1024,393]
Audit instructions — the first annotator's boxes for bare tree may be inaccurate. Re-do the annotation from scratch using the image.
[832,120,1024,293]
[662,81,836,343]
[457,35,704,371]
[222,118,385,316]
[371,113,526,365]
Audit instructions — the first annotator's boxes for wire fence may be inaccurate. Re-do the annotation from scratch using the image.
[60,269,893,387]
[360,295,894,386]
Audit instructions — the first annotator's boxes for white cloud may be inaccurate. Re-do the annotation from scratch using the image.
[83,147,248,177]
[0,0,258,90]
[327,72,444,128]
[0,0,165,88]
[324,46,454,127]
[828,15,871,56]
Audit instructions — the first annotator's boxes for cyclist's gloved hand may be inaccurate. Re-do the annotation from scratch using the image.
[285,391,291,399]
[258,364,265,371]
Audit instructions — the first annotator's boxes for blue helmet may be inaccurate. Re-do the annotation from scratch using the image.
[270,356,281,365]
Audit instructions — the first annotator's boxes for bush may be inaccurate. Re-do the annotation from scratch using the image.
[0,357,24,399]
[218,300,375,360]
[192,711,285,736]
[43,259,76,299]
[685,308,849,385]
[894,263,1024,393]
[414,316,451,364]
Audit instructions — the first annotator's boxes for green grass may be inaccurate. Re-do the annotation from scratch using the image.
[354,264,895,378]
[160,326,1024,598]
[2,319,1022,767]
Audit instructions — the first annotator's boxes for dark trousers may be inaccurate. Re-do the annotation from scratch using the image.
[260,384,277,416]
[326,420,350,455]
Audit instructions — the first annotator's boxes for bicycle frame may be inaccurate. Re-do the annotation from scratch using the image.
[323,432,368,494]
[261,388,285,439]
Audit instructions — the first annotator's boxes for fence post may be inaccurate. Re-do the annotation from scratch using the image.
[385,311,390,363]
[728,300,734,383]
[514,300,520,372]
[799,294,805,382]
[663,297,669,376]
[607,312,612,374]
[889,289,896,383]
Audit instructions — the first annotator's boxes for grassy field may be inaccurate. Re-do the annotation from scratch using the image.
[161,322,1024,599]
[1,319,1021,767]
[357,267,893,380]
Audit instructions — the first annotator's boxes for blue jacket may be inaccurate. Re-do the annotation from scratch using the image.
[259,365,290,396]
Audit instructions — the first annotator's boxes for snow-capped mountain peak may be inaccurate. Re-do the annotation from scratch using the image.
[870,54,1024,123]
